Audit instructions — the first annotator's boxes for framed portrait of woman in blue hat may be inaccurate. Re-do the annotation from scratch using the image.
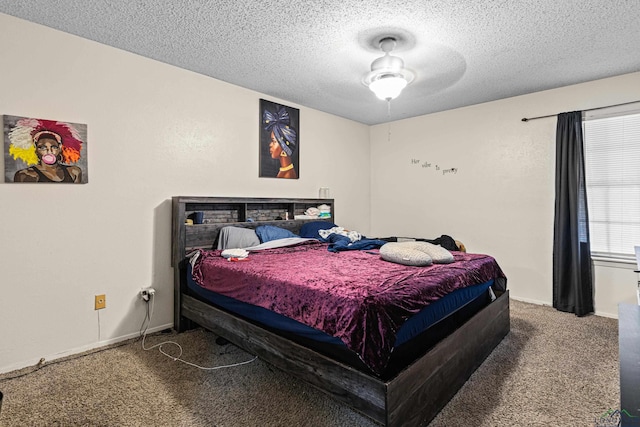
[259,99,299,179]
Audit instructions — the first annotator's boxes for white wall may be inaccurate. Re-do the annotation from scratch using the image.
[370,71,640,317]
[0,14,371,373]
[3,11,637,374]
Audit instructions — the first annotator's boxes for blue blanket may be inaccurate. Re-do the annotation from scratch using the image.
[322,234,387,252]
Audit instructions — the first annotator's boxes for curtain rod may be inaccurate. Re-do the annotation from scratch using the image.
[521,99,640,122]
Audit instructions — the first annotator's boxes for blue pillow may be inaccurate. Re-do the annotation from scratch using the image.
[299,221,337,239]
[255,225,298,243]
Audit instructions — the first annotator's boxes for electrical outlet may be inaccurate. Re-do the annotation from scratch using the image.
[140,287,156,301]
[95,294,106,310]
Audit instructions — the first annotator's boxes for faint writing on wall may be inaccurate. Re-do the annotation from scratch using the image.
[411,158,458,175]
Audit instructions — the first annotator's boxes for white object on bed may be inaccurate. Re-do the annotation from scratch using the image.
[221,249,249,259]
[380,242,433,266]
[410,241,455,264]
[318,227,362,242]
[189,250,201,268]
[380,241,455,266]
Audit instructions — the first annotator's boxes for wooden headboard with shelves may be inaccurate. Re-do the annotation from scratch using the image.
[171,196,335,267]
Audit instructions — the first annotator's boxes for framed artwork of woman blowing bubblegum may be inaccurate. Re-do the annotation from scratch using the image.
[259,99,299,179]
[4,115,88,184]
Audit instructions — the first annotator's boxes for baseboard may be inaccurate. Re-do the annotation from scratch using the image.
[510,295,551,307]
[510,296,619,319]
[1,322,173,375]
[593,310,617,319]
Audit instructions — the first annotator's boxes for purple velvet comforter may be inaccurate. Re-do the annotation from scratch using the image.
[191,241,506,374]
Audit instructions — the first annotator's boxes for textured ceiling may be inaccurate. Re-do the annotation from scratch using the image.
[1,1,639,125]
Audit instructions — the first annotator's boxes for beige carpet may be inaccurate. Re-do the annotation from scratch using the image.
[0,299,619,426]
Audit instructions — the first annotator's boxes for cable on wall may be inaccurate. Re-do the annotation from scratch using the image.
[97,310,101,342]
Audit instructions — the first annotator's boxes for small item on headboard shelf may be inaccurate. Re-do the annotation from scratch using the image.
[185,219,194,225]
[305,207,320,217]
[317,204,331,218]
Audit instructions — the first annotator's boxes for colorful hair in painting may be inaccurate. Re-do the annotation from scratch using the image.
[8,118,83,166]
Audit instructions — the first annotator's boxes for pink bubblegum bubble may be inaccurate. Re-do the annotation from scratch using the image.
[42,154,57,165]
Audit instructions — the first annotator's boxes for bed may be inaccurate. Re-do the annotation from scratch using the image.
[171,196,510,426]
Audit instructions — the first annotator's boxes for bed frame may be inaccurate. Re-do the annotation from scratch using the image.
[171,196,510,426]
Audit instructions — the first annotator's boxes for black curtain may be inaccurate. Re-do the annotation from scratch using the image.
[553,111,594,316]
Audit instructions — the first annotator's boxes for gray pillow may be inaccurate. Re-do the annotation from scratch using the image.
[216,226,261,250]
[380,242,433,266]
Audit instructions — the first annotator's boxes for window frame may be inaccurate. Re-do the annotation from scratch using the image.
[582,103,640,263]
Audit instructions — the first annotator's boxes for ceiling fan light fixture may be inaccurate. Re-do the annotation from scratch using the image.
[363,36,414,101]
[369,74,408,100]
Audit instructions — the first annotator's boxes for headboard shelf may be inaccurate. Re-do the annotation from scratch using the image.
[172,196,334,266]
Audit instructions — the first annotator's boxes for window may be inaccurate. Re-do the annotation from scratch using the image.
[583,108,640,260]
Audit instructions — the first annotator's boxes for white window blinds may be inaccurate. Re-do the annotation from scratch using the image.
[583,111,640,258]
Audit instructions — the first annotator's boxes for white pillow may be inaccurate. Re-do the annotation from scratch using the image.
[380,242,433,266]
[380,241,455,266]
[408,241,455,264]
